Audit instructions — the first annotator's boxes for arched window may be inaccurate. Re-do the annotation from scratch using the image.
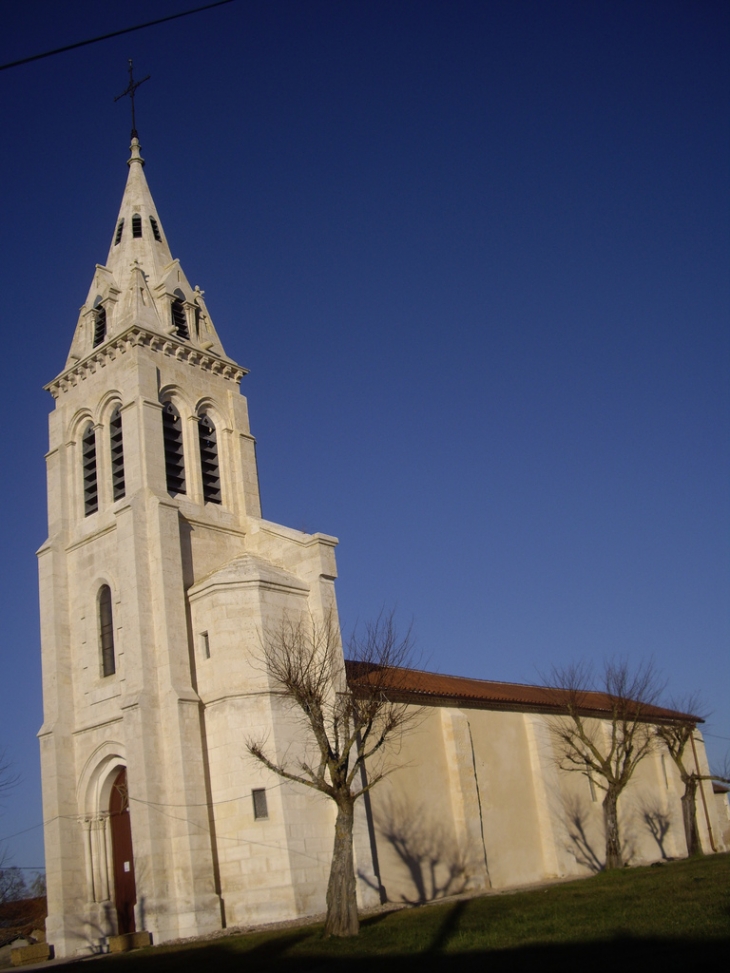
[82,423,98,515]
[114,219,124,245]
[110,407,125,501]
[132,213,142,238]
[93,304,107,347]
[99,585,116,677]
[149,216,161,242]
[198,413,221,504]
[171,294,189,340]
[162,403,186,495]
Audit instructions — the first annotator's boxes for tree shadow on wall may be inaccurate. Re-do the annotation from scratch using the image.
[560,795,605,873]
[374,795,471,905]
[636,800,673,860]
[560,795,641,873]
[71,901,116,955]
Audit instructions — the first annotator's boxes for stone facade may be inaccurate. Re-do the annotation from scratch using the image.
[39,140,727,958]
[366,701,725,903]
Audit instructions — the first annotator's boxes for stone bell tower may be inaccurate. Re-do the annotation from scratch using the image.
[38,137,351,957]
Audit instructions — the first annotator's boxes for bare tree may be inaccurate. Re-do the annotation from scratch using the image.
[656,698,730,857]
[247,609,418,937]
[0,749,19,888]
[545,659,663,870]
[0,867,28,905]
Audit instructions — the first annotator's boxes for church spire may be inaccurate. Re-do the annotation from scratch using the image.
[63,135,230,369]
[104,136,174,284]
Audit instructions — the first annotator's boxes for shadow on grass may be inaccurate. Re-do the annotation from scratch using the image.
[65,935,730,973]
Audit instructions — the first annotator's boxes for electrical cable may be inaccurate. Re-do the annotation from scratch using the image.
[0,0,236,73]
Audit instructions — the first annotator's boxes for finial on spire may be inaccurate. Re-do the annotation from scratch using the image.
[114,59,150,140]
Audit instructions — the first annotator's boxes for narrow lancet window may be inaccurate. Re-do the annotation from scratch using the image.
[171,298,189,340]
[149,216,161,241]
[99,585,116,677]
[93,304,107,347]
[198,414,221,504]
[114,219,124,245]
[82,423,98,515]
[162,403,186,495]
[132,213,142,238]
[110,407,125,501]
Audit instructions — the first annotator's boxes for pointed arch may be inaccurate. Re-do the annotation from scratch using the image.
[132,213,142,238]
[198,412,222,504]
[82,422,98,515]
[162,402,186,495]
[77,746,127,907]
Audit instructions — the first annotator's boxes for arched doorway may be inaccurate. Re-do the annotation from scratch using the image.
[109,767,137,934]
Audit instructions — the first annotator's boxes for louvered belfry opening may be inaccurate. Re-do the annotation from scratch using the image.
[110,407,125,501]
[198,414,222,504]
[114,219,124,245]
[162,402,186,495]
[171,298,190,340]
[132,213,142,238]
[82,423,98,515]
[149,215,162,241]
[99,585,116,677]
[93,305,107,347]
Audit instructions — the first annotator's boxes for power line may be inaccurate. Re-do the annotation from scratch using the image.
[0,822,45,841]
[0,0,236,73]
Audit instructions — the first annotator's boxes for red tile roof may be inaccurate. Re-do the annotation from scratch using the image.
[345,661,702,724]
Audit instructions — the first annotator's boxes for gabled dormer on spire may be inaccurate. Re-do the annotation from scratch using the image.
[64,139,229,368]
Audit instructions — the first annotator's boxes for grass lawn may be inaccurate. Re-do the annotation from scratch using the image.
[72,854,730,973]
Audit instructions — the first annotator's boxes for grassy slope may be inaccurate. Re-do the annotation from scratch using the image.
[73,854,730,973]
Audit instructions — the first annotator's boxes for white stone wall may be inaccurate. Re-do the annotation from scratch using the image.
[366,704,721,903]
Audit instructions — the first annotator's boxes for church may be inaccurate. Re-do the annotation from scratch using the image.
[38,135,728,958]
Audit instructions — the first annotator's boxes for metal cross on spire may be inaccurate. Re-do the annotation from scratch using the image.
[114,59,150,140]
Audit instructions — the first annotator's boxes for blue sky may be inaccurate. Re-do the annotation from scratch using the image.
[0,0,727,873]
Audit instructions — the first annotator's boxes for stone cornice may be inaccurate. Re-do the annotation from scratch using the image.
[45,325,248,399]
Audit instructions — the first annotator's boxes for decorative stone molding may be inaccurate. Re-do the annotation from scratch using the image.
[45,325,247,399]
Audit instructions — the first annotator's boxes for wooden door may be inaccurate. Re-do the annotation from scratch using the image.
[109,767,137,934]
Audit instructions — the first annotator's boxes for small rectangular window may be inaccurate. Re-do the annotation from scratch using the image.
[252,788,268,820]
[200,631,210,659]
[661,754,669,790]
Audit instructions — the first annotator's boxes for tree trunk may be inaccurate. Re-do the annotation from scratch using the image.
[602,787,622,869]
[681,776,703,858]
[325,800,358,937]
